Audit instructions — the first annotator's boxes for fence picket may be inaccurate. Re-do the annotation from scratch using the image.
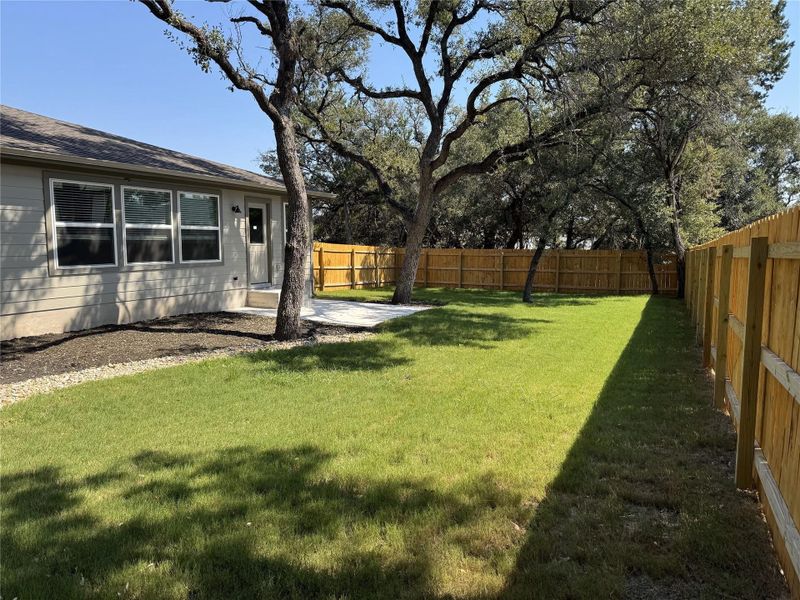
[313,243,678,295]
[713,245,733,409]
[686,206,800,593]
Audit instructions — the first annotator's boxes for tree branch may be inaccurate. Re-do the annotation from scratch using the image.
[230,15,271,37]
[298,105,412,219]
[138,0,282,123]
[320,1,402,46]
[329,68,423,101]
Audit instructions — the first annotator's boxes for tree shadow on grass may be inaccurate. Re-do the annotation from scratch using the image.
[244,338,412,372]
[418,288,602,309]
[4,296,784,599]
[381,307,550,348]
[321,287,600,310]
[2,445,519,600]
[493,296,789,600]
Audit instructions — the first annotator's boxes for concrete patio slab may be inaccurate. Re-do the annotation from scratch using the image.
[230,298,432,328]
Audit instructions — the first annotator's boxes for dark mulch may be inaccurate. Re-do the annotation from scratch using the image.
[0,312,358,384]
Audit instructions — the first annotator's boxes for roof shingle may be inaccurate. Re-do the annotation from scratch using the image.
[0,105,287,191]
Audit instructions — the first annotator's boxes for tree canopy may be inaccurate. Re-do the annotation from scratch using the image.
[279,0,796,300]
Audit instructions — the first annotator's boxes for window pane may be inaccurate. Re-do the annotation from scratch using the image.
[181,230,220,261]
[124,188,171,225]
[126,228,173,263]
[53,181,113,224]
[248,207,264,244]
[56,226,115,266]
[179,193,218,227]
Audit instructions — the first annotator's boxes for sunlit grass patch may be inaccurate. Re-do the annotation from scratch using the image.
[1,290,787,598]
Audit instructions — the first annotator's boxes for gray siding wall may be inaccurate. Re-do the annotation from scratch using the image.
[0,163,310,340]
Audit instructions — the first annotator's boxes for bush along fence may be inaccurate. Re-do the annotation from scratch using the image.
[686,206,800,595]
[313,243,678,295]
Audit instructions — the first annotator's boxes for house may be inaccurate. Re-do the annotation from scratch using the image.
[0,106,327,340]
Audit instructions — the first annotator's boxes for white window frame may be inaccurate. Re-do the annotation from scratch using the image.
[121,185,175,266]
[50,178,118,270]
[178,191,223,264]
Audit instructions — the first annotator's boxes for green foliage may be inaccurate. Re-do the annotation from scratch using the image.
[292,0,794,254]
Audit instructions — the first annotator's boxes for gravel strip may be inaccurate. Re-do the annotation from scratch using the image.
[0,330,373,407]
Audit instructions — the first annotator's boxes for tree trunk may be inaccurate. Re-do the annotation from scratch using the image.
[505,195,524,249]
[644,246,659,295]
[565,215,576,249]
[274,120,311,340]
[667,178,686,298]
[392,184,434,304]
[522,235,548,302]
[632,214,659,295]
[343,199,353,245]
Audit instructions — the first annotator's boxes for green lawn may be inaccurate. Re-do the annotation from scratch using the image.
[1,289,787,599]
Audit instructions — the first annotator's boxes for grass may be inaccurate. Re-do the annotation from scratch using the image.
[1,289,788,599]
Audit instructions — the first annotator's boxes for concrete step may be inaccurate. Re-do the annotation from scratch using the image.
[246,288,281,309]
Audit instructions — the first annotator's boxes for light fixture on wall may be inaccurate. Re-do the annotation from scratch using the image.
[231,204,242,214]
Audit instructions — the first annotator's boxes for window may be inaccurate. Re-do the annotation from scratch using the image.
[122,187,173,264]
[51,180,116,268]
[248,206,264,244]
[179,192,221,262]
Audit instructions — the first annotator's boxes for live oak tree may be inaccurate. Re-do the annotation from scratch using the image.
[301,0,623,304]
[138,0,311,340]
[717,108,800,229]
[625,0,790,297]
[509,133,609,302]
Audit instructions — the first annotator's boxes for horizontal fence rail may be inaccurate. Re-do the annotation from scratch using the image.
[686,206,800,596]
[313,243,678,295]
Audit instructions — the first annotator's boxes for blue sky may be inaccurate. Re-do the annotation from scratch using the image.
[2,0,799,173]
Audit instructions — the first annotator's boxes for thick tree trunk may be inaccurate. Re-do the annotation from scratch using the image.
[505,195,524,249]
[667,178,686,299]
[274,120,311,340]
[392,181,434,304]
[644,246,659,295]
[564,215,576,249]
[632,214,659,295]
[522,236,548,302]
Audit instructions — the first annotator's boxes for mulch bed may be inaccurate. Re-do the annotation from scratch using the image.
[0,312,359,384]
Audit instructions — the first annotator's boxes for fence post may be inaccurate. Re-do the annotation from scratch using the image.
[685,251,692,308]
[696,250,704,326]
[374,248,379,287]
[690,250,700,314]
[702,247,716,365]
[713,244,733,409]
[616,251,623,294]
[318,245,325,291]
[393,248,399,285]
[351,248,356,289]
[697,248,708,341]
[499,251,504,290]
[735,236,769,489]
[691,250,697,309]
[424,250,429,288]
[459,249,463,288]
[555,250,561,293]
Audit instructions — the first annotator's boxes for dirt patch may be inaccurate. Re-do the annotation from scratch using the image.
[0,312,362,384]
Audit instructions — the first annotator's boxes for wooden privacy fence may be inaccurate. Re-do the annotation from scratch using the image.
[686,206,800,595]
[313,243,678,295]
